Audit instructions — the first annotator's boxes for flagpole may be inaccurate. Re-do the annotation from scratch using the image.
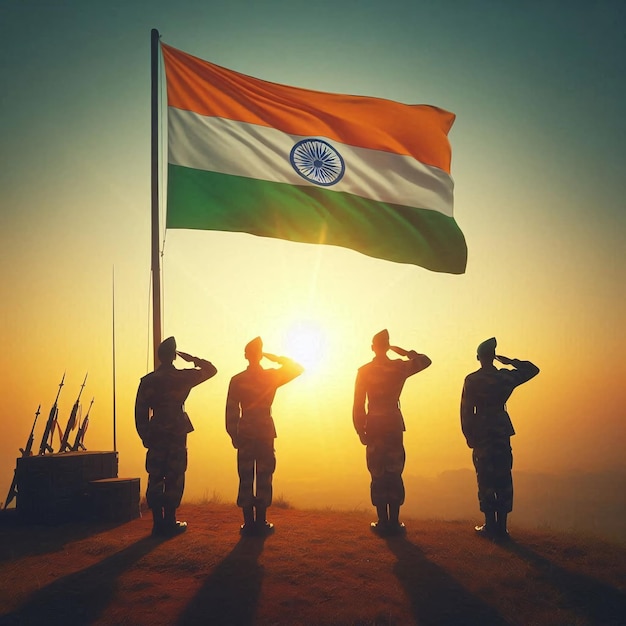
[151,28,162,369]
[112,265,117,452]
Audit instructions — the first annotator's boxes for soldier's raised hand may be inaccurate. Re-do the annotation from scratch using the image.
[495,355,513,365]
[176,350,196,363]
[263,352,288,365]
[390,345,410,357]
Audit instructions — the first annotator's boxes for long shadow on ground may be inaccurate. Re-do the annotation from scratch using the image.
[502,539,626,626]
[385,535,509,626]
[0,536,159,625]
[176,534,267,626]
[0,510,124,562]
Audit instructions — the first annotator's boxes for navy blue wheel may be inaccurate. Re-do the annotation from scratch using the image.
[289,138,345,186]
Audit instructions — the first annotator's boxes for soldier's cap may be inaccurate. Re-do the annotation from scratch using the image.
[372,329,390,347]
[245,336,263,356]
[477,337,497,357]
[158,336,177,362]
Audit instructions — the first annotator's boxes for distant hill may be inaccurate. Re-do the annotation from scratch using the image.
[1,502,625,625]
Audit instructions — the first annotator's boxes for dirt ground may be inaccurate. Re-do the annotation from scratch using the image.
[1,503,625,625]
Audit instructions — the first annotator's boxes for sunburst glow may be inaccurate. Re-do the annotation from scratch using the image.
[280,319,328,374]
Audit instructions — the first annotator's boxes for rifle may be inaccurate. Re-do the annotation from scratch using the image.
[3,405,40,509]
[59,373,87,452]
[72,397,94,451]
[38,373,65,455]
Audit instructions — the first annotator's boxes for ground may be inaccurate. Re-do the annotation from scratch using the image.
[0,503,625,625]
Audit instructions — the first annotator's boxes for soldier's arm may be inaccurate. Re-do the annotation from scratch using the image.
[353,372,368,444]
[177,351,218,385]
[263,354,305,386]
[460,380,476,448]
[134,381,151,447]
[496,355,540,386]
[225,379,241,448]
[391,346,432,375]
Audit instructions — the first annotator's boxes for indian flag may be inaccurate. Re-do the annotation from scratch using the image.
[161,43,467,274]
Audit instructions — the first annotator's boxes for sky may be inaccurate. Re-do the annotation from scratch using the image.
[1,1,625,515]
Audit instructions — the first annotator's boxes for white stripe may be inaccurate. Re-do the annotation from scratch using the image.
[168,108,454,217]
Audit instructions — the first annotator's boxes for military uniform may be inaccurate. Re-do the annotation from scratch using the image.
[461,340,539,522]
[226,344,303,519]
[353,336,431,515]
[135,346,217,519]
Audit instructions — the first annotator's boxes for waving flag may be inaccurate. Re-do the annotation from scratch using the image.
[161,43,467,273]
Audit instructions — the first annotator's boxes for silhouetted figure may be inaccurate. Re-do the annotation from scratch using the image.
[135,336,217,537]
[226,336,304,535]
[461,337,539,539]
[353,329,432,535]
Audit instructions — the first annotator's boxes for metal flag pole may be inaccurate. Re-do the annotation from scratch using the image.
[151,27,163,370]
[112,266,117,451]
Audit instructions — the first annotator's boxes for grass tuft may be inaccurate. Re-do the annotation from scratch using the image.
[272,493,292,509]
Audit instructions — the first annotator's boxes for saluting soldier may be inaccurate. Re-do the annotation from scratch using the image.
[135,336,217,537]
[226,337,304,535]
[353,329,432,535]
[461,337,539,539]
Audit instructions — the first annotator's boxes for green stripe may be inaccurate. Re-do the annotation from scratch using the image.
[167,165,467,274]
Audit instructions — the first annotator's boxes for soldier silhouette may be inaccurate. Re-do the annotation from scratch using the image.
[135,336,217,537]
[461,337,539,539]
[226,337,304,535]
[353,329,432,535]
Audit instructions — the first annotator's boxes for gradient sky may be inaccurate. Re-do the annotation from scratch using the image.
[1,1,625,510]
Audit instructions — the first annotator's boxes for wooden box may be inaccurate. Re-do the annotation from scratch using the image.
[89,477,141,522]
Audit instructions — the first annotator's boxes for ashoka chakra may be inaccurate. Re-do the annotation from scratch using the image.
[289,138,345,186]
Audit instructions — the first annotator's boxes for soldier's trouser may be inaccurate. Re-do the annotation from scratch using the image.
[145,439,187,510]
[237,437,276,508]
[472,438,513,513]
[366,431,405,507]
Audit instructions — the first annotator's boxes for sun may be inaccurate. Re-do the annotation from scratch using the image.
[280,319,328,373]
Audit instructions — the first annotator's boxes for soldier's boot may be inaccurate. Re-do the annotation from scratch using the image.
[496,511,509,540]
[255,505,274,534]
[151,506,164,536]
[387,504,406,535]
[161,506,187,537]
[475,511,497,537]
[240,506,255,535]
[371,504,389,535]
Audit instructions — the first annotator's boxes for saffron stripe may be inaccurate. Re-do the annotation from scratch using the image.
[162,43,455,173]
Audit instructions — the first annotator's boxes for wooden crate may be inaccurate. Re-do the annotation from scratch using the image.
[89,477,141,522]
[16,451,118,524]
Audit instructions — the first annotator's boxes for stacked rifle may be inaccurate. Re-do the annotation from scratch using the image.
[3,374,95,509]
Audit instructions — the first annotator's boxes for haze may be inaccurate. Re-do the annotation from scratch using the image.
[1,2,624,539]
